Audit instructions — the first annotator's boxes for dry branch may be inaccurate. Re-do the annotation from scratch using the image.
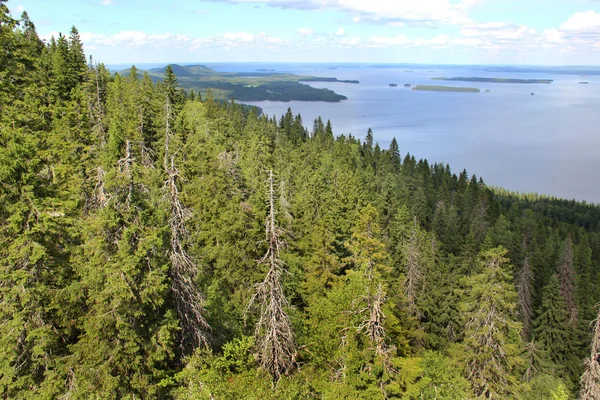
[247,170,296,382]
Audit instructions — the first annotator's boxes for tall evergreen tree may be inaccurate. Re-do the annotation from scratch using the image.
[533,275,574,381]
[460,247,523,398]
[557,235,578,327]
[517,243,535,340]
[162,86,210,351]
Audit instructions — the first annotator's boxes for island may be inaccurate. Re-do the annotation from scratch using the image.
[431,77,553,84]
[412,85,480,93]
[120,64,355,102]
[579,81,589,84]
[404,84,412,87]
[299,77,359,84]
[389,83,398,87]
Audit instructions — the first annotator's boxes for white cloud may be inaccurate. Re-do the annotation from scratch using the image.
[368,34,412,46]
[297,28,315,36]
[452,37,482,46]
[336,27,346,36]
[461,24,535,40]
[540,28,565,44]
[223,31,257,42]
[560,10,600,31]
[531,11,600,51]
[352,16,360,23]
[208,0,478,27]
[194,9,209,14]
[340,37,361,45]
[77,30,286,54]
[16,5,25,13]
[101,0,114,5]
[428,34,449,45]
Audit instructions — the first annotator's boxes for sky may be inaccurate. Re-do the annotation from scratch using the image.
[7,0,600,65]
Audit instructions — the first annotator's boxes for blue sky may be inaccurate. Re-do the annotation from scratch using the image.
[8,0,600,65]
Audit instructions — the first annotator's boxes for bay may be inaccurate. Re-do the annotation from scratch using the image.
[221,62,600,204]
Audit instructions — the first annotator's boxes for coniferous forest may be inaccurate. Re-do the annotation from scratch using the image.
[3,5,600,399]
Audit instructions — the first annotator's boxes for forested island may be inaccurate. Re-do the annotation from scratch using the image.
[3,7,600,400]
[432,77,554,84]
[299,77,360,84]
[121,64,352,102]
[412,84,481,93]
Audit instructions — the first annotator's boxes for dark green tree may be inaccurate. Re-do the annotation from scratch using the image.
[459,247,523,398]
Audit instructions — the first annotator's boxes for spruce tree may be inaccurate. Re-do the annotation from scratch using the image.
[517,247,535,340]
[162,81,210,351]
[557,235,578,326]
[533,275,572,378]
[0,12,77,397]
[69,73,177,398]
[460,247,523,398]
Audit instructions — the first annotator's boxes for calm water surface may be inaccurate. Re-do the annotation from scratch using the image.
[216,63,600,204]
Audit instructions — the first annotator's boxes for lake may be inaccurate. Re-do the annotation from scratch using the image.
[212,63,600,204]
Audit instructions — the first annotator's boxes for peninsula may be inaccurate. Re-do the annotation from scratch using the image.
[120,64,355,102]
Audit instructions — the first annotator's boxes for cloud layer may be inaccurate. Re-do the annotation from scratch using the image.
[33,1,600,63]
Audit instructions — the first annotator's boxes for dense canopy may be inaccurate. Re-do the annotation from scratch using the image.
[1,7,600,399]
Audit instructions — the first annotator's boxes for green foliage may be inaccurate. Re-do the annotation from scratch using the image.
[419,351,471,399]
[459,247,524,398]
[522,374,571,400]
[533,274,579,386]
[2,9,600,398]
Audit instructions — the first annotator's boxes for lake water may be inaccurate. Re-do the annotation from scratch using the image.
[209,62,600,204]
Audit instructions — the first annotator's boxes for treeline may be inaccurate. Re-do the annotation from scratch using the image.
[2,5,600,399]
[202,80,348,102]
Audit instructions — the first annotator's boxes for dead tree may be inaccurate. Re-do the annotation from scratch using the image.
[358,282,388,358]
[163,96,210,350]
[248,170,296,382]
[580,307,600,400]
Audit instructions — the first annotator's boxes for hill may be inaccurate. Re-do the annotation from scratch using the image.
[119,63,356,102]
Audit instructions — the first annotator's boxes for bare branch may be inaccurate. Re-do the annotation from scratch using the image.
[580,306,600,400]
[162,98,211,351]
[247,170,296,382]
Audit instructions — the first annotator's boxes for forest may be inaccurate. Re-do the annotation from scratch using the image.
[2,4,600,399]
[120,64,351,102]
